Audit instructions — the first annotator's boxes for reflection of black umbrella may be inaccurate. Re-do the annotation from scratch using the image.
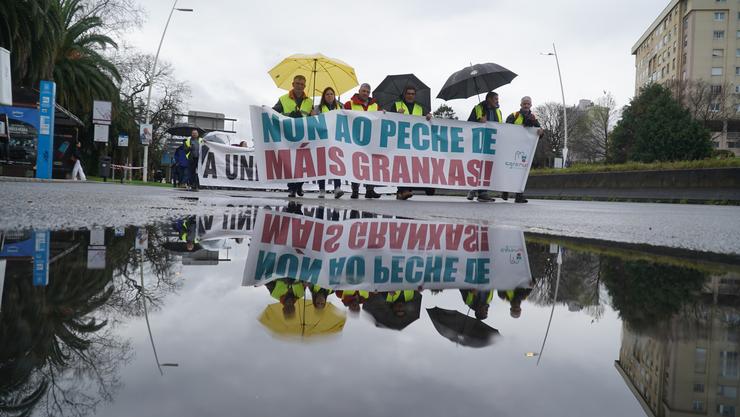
[363,293,421,330]
[437,63,517,101]
[166,123,205,137]
[427,307,500,348]
[162,241,203,253]
[374,74,431,114]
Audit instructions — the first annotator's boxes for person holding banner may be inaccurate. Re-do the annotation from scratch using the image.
[311,86,344,199]
[466,91,503,202]
[460,289,493,320]
[336,290,370,313]
[273,75,313,198]
[504,96,544,204]
[498,288,533,319]
[344,83,382,199]
[266,278,306,318]
[310,284,334,310]
[388,86,433,200]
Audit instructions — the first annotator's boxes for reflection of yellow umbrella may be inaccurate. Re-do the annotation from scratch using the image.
[259,300,346,341]
[268,53,359,98]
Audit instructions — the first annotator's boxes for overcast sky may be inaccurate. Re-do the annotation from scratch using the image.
[126,0,669,140]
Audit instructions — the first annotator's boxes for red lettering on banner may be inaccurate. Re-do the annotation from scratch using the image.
[431,158,447,185]
[466,160,482,187]
[445,224,464,250]
[265,149,292,180]
[348,222,367,249]
[261,213,290,244]
[316,146,327,176]
[408,224,428,250]
[290,218,313,249]
[324,224,343,253]
[294,148,316,178]
[448,159,466,186]
[391,155,411,183]
[353,152,370,181]
[389,223,409,249]
[482,160,493,187]
[463,225,480,252]
[480,227,489,251]
[311,221,325,251]
[412,157,430,185]
[371,154,390,182]
[368,222,388,249]
[426,224,445,250]
[328,147,346,176]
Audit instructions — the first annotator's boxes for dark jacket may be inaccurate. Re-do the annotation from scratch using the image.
[506,110,541,127]
[468,101,503,123]
[174,145,189,167]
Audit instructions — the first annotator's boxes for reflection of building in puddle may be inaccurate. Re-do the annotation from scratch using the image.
[615,273,740,417]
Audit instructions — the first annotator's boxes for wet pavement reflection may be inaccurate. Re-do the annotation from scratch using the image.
[0,201,738,417]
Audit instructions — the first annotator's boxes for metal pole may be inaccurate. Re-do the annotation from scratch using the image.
[143,0,183,182]
[140,248,163,376]
[537,247,562,366]
[552,43,568,166]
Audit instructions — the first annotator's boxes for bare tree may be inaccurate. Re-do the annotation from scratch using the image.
[666,78,738,141]
[80,0,145,41]
[569,92,620,162]
[534,103,585,167]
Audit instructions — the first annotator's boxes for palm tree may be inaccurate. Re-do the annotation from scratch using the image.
[52,0,121,115]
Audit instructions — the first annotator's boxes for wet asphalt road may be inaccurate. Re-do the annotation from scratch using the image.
[2,179,739,255]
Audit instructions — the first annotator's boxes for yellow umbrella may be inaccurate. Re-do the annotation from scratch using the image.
[258,300,346,341]
[268,53,359,98]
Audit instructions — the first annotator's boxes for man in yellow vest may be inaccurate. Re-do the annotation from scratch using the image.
[273,75,313,198]
[497,288,533,318]
[467,91,503,202]
[504,96,544,204]
[265,278,306,318]
[185,129,203,191]
[387,86,433,200]
[459,289,494,320]
[344,83,382,199]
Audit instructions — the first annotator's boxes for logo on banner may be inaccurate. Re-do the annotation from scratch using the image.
[505,150,529,169]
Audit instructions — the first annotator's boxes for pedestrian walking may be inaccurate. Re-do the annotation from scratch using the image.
[311,86,345,199]
[466,91,503,202]
[71,140,86,181]
[273,74,312,198]
[344,83,382,199]
[387,86,433,200]
[504,96,544,204]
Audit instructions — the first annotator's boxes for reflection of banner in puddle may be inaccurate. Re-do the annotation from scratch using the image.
[197,207,260,241]
[242,209,531,291]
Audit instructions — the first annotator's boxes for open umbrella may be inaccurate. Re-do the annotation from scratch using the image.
[427,307,500,348]
[166,123,205,137]
[268,53,359,100]
[259,300,346,341]
[374,74,431,114]
[437,63,517,101]
[162,241,202,253]
[363,293,421,331]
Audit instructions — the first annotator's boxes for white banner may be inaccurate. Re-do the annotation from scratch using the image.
[0,47,11,106]
[93,124,109,143]
[244,105,538,192]
[242,209,532,291]
[139,123,152,145]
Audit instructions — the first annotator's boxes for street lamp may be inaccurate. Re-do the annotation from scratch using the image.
[541,43,568,167]
[143,0,193,182]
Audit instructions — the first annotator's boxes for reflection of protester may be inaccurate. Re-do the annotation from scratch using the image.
[383,290,421,317]
[336,290,370,313]
[172,216,198,251]
[460,289,494,320]
[311,87,344,199]
[310,284,334,310]
[467,91,502,202]
[174,141,189,187]
[71,141,86,181]
[186,129,202,191]
[497,288,533,318]
[387,86,433,200]
[266,278,306,318]
[504,96,544,204]
[344,83,382,199]
[273,75,312,198]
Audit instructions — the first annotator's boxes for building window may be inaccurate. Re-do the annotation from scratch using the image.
[714,49,725,57]
[736,48,740,57]
[717,404,736,417]
[693,400,705,411]
[712,85,723,94]
[714,141,721,148]
[694,383,705,392]
[719,385,738,398]
[713,67,724,76]
[716,12,726,21]
[721,351,739,379]
[729,141,740,148]
[735,85,740,93]
[717,0,727,2]
[738,11,740,20]
[696,348,708,373]
[711,102,721,112]
[715,30,725,39]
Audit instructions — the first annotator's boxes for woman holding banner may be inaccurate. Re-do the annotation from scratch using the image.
[311,87,345,199]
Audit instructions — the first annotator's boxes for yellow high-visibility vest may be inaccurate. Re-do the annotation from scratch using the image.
[350,101,379,112]
[279,93,313,116]
[386,290,416,302]
[465,290,494,306]
[394,101,423,116]
[510,112,525,125]
[270,280,305,300]
[474,104,502,122]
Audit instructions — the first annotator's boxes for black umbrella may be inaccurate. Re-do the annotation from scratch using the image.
[374,74,431,114]
[437,63,517,101]
[427,307,500,348]
[166,123,205,137]
[363,293,421,331]
[162,241,203,253]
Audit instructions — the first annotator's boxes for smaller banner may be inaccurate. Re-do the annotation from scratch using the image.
[92,100,112,125]
[0,47,11,106]
[140,123,152,145]
[118,134,128,147]
[94,124,109,143]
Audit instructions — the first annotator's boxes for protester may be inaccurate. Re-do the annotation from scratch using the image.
[311,87,345,199]
[335,289,370,313]
[497,288,533,319]
[273,74,312,198]
[310,284,334,310]
[344,83,382,199]
[466,91,502,202]
[175,139,190,188]
[387,86,433,200]
[70,140,86,181]
[504,96,544,204]
[185,129,202,191]
[266,278,306,319]
[459,289,494,320]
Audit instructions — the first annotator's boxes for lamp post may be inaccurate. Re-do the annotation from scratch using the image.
[143,0,193,182]
[542,43,568,167]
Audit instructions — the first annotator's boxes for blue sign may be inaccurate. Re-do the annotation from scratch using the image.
[0,106,40,127]
[36,80,56,179]
[0,235,35,258]
[33,231,50,286]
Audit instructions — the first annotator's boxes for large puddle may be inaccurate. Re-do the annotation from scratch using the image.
[1,201,738,417]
